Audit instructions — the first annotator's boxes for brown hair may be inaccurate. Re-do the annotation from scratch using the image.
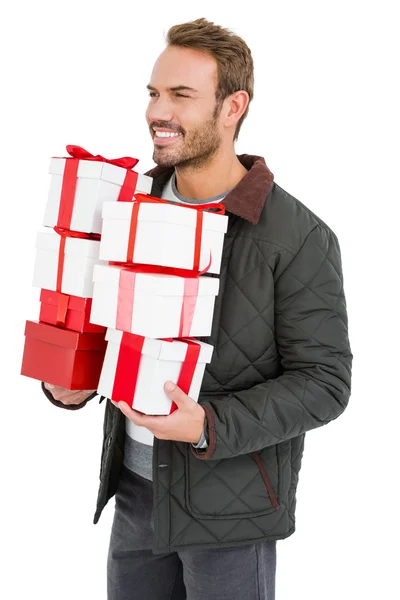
[165,18,254,141]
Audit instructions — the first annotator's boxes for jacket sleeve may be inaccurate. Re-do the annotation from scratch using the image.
[191,224,353,461]
[41,382,98,410]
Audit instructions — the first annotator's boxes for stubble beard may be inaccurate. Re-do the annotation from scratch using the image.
[152,106,222,173]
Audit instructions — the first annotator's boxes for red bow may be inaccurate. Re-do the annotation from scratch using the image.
[65,145,139,170]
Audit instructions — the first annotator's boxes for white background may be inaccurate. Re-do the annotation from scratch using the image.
[1,1,398,598]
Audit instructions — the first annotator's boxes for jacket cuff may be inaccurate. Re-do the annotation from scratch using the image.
[41,382,97,410]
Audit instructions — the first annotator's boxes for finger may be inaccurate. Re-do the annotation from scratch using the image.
[52,387,95,401]
[114,401,145,422]
[44,384,71,398]
[163,382,190,406]
[53,390,88,403]
[116,401,167,429]
[51,387,76,400]
[61,391,92,405]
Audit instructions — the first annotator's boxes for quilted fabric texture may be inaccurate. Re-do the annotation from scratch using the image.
[87,156,353,555]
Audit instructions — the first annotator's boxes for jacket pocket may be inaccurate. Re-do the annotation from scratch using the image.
[250,451,280,510]
[184,444,281,520]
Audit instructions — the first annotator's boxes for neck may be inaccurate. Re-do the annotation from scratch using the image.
[174,149,248,201]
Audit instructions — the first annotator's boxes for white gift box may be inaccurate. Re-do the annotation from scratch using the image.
[32,231,103,297]
[125,419,155,446]
[99,200,228,274]
[43,158,153,234]
[97,330,213,414]
[90,264,220,338]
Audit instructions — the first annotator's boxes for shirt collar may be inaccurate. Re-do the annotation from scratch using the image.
[144,154,274,225]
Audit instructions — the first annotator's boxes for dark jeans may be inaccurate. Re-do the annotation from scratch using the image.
[107,464,277,600]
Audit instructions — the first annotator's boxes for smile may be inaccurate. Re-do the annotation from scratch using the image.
[154,131,180,138]
[153,131,182,145]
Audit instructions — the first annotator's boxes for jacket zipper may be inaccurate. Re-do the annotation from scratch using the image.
[250,451,280,510]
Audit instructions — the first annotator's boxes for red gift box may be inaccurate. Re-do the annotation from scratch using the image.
[39,289,105,333]
[21,320,107,390]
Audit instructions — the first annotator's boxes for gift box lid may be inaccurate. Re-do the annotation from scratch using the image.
[101,199,228,233]
[39,289,92,312]
[105,329,214,363]
[24,320,106,351]
[92,264,220,297]
[35,231,101,259]
[49,157,153,191]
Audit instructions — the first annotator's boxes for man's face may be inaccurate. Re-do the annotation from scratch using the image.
[145,46,223,169]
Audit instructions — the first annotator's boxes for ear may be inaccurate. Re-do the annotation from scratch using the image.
[224,90,249,131]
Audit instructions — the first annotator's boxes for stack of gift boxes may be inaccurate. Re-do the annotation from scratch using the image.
[91,192,228,414]
[20,145,152,390]
[21,145,228,416]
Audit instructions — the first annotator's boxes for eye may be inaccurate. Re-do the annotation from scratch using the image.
[176,93,189,98]
[149,92,157,97]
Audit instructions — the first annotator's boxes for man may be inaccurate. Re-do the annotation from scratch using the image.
[43,17,353,600]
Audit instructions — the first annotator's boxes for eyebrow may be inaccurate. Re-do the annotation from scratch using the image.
[146,84,198,93]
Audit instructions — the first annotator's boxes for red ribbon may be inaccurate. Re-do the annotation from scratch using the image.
[55,145,141,229]
[179,279,199,337]
[54,292,70,326]
[112,332,144,405]
[112,264,201,337]
[132,193,225,214]
[115,269,136,332]
[58,158,79,230]
[170,338,201,414]
[54,226,101,241]
[193,211,202,272]
[123,193,224,267]
[111,334,201,413]
[109,260,211,278]
[65,145,139,170]
[53,227,100,324]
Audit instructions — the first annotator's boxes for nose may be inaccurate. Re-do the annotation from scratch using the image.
[146,94,175,125]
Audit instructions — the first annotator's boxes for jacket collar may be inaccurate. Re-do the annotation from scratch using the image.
[144,154,274,225]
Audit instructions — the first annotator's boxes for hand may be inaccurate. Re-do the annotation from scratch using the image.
[111,381,205,444]
[44,383,96,406]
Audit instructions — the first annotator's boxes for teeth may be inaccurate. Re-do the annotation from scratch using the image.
[155,131,180,138]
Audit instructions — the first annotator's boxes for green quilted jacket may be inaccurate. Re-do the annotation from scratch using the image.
[44,154,353,555]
